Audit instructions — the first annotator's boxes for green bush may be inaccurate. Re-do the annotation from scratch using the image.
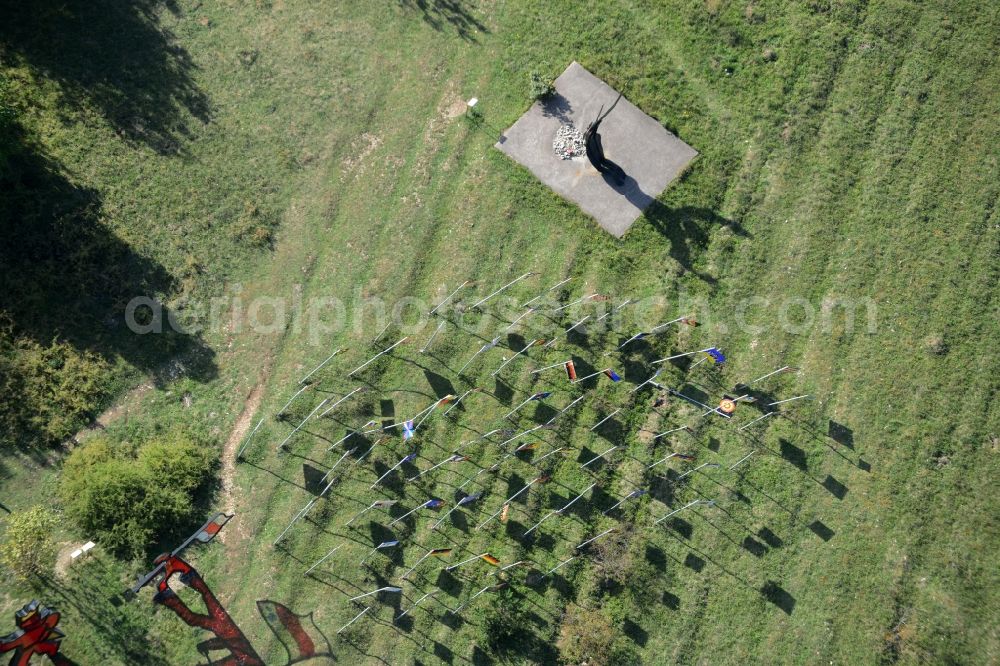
[0,505,59,581]
[529,70,554,100]
[60,430,216,558]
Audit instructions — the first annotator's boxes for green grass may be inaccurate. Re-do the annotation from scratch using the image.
[1,0,999,664]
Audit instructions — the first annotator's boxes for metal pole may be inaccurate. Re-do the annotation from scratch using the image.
[299,348,346,385]
[503,307,537,333]
[349,586,402,602]
[277,398,330,451]
[407,454,458,482]
[576,527,616,550]
[553,294,597,312]
[729,450,756,470]
[617,331,647,350]
[520,277,571,308]
[590,409,621,431]
[396,590,437,621]
[630,370,662,393]
[457,337,499,374]
[304,544,341,575]
[603,490,643,515]
[444,388,478,416]
[348,336,409,376]
[654,425,691,440]
[542,556,576,578]
[419,320,446,353]
[543,315,590,348]
[492,339,540,376]
[445,552,483,571]
[581,446,617,469]
[370,454,412,489]
[477,480,536,529]
[559,483,596,513]
[523,510,557,537]
[328,420,377,451]
[337,607,370,634]
[549,394,587,423]
[236,418,264,460]
[652,348,716,364]
[531,360,570,374]
[572,367,610,384]
[371,322,391,344]
[320,447,357,483]
[647,452,688,470]
[401,551,432,579]
[276,384,311,417]
[534,446,566,464]
[318,387,364,419]
[677,462,720,480]
[738,412,776,431]
[768,394,812,406]
[471,272,534,310]
[429,280,471,315]
[503,395,536,420]
[654,499,715,525]
[748,365,794,385]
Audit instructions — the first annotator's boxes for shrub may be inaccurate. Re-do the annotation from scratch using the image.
[60,430,216,558]
[0,505,59,581]
[556,604,619,666]
[529,71,554,100]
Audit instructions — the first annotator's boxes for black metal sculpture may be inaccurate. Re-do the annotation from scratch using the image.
[584,92,626,186]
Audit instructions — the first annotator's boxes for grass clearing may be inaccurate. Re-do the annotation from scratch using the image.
[1,0,998,664]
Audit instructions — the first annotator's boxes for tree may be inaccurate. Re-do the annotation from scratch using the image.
[556,604,618,666]
[0,505,59,581]
[60,430,216,558]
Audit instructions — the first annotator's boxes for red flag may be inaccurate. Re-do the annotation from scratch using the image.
[564,360,577,381]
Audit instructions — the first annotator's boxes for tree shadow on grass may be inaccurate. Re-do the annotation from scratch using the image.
[0,0,211,155]
[643,202,751,285]
[397,0,489,42]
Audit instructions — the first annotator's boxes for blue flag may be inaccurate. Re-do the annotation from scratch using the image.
[705,348,726,364]
[402,452,417,463]
[402,420,415,440]
[530,391,552,401]
[627,489,648,499]
[604,369,623,382]
[424,498,445,509]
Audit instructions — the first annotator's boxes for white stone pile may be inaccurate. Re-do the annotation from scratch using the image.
[553,124,586,160]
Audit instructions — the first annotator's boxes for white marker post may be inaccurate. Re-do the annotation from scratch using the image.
[576,527,616,550]
[768,394,812,407]
[729,450,756,470]
[328,420,377,451]
[236,418,264,460]
[581,445,618,469]
[590,409,621,431]
[347,337,409,377]
[652,348,718,365]
[299,348,346,385]
[738,412,776,431]
[318,387,364,419]
[492,339,540,376]
[371,454,416,489]
[603,489,646,515]
[471,272,535,310]
[396,590,437,621]
[502,307,538,333]
[319,447,357,484]
[276,384,311,417]
[543,315,590,348]
[458,337,500,374]
[520,277,571,308]
[420,320,446,353]
[276,398,331,451]
[541,556,576,579]
[337,607,371,634]
[349,586,403,603]
[429,280,472,316]
[345,499,397,526]
[630,369,663,394]
[445,389,480,417]
[748,365,797,386]
[304,544,341,575]
[654,499,715,525]
[647,452,693,470]
[553,294,598,312]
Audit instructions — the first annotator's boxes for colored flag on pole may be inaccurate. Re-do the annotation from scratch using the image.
[627,489,648,499]
[377,540,399,549]
[458,492,483,506]
[402,420,416,440]
[704,347,726,364]
[564,360,577,381]
[437,394,457,406]
[500,504,510,523]
[193,513,232,543]
[604,369,623,382]
[515,442,537,452]
[430,548,453,557]
[481,553,501,566]
[402,452,418,463]
[676,453,696,461]
[535,474,552,484]
[372,499,398,509]
[425,498,445,509]
[447,454,470,463]
[680,317,699,326]
[530,391,552,401]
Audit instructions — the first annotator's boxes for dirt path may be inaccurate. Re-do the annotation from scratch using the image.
[217,376,268,544]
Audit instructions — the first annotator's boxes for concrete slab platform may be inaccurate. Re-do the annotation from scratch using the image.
[496,61,698,237]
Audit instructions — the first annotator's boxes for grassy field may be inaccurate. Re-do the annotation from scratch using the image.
[1,0,998,664]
